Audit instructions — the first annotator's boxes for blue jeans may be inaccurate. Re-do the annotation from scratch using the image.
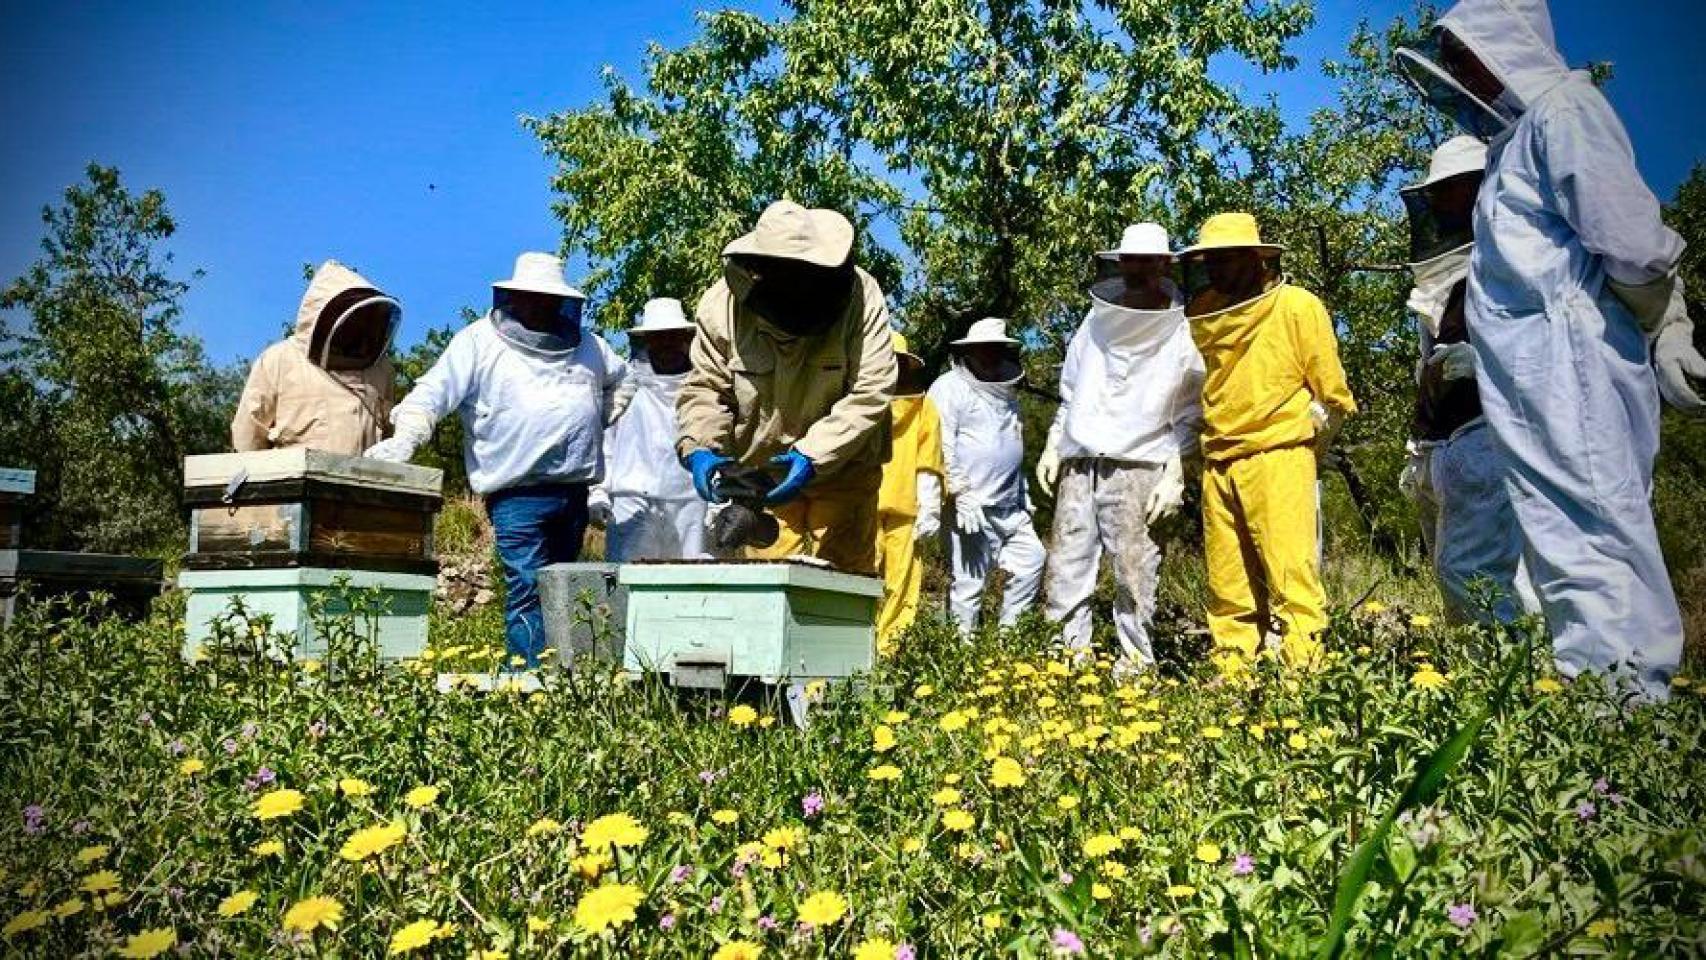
[485,483,589,667]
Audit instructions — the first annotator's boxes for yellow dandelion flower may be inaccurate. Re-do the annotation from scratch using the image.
[711,809,739,826]
[79,870,120,894]
[981,912,1003,930]
[572,881,643,934]
[989,756,1026,788]
[252,788,306,821]
[942,810,975,832]
[526,817,563,838]
[1091,882,1113,901]
[387,918,445,955]
[868,764,902,782]
[339,820,407,861]
[931,787,962,806]
[901,837,925,854]
[51,899,84,919]
[728,704,758,727]
[853,938,896,960]
[115,927,175,959]
[403,785,440,809]
[218,890,259,918]
[252,839,284,858]
[884,710,910,724]
[938,710,969,732]
[1195,842,1222,864]
[1289,733,1309,750]
[1409,614,1434,628]
[1411,667,1448,691]
[525,915,552,934]
[1102,860,1129,879]
[582,812,648,850]
[1082,834,1122,858]
[712,941,764,960]
[1056,794,1079,811]
[282,895,343,934]
[1534,677,1564,694]
[1200,726,1224,740]
[339,778,375,797]
[74,845,109,864]
[758,715,776,728]
[1586,918,1617,938]
[872,725,897,753]
[2,909,49,938]
[796,890,847,927]
[1166,884,1197,898]
[1361,600,1387,615]
[178,757,206,777]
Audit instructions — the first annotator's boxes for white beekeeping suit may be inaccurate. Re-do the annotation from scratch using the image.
[590,299,709,562]
[927,318,1045,634]
[1400,136,1539,625]
[1397,0,1706,700]
[1037,224,1203,671]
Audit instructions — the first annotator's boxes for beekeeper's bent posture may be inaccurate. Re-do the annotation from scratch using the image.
[677,200,897,573]
[366,253,628,667]
[929,317,1045,634]
[1183,213,1356,673]
[1397,0,1705,700]
[1398,136,1536,625]
[1037,224,1204,670]
[232,260,400,454]
[874,332,945,650]
[589,298,709,562]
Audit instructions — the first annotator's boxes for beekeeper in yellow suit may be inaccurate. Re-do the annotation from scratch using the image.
[1180,213,1356,672]
[874,332,944,650]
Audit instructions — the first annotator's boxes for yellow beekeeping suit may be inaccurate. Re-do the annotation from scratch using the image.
[874,336,945,650]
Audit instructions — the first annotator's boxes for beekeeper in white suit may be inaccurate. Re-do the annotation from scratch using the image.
[1397,137,1538,625]
[1397,0,1706,700]
[928,317,1046,634]
[589,298,709,562]
[1036,224,1204,670]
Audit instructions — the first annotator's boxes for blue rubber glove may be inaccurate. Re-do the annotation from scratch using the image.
[765,448,816,505]
[684,449,733,503]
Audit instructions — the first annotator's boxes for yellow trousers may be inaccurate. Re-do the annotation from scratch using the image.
[744,486,879,575]
[874,513,923,652]
[1202,444,1328,669]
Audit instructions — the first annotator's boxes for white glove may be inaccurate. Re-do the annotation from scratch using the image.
[1143,455,1185,526]
[1398,446,1425,504]
[913,472,942,541]
[953,493,986,535]
[586,488,612,526]
[1035,438,1061,496]
[1309,401,1345,454]
[1427,342,1477,382]
[1646,280,1706,415]
[364,409,435,463]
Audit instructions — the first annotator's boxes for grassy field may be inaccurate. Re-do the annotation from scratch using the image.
[1,556,1703,959]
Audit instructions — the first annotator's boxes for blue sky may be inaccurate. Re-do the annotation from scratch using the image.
[2,0,1701,366]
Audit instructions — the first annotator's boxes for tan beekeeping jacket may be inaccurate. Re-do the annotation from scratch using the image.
[230,262,396,455]
[676,264,896,493]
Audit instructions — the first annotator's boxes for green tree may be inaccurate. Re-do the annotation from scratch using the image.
[0,164,240,553]
[529,0,1313,360]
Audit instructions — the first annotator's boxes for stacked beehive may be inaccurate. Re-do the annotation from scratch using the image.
[178,449,443,660]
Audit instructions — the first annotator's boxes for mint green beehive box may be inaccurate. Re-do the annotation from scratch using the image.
[620,562,880,685]
[179,567,435,661]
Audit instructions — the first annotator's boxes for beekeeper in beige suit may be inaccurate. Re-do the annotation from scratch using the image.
[231,260,400,454]
[677,200,897,574]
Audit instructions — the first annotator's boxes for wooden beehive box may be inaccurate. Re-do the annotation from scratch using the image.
[182,450,443,573]
[620,561,879,687]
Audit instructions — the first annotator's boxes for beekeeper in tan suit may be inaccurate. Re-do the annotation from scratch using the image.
[231,260,401,454]
[677,200,897,573]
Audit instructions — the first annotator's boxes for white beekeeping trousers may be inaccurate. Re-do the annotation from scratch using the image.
[1426,421,1539,625]
[948,502,1045,634]
[605,495,709,562]
[1044,459,1164,668]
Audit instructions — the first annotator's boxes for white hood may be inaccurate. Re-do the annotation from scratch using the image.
[1407,244,1473,338]
[1437,0,1573,113]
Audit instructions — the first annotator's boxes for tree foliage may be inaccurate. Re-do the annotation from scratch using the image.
[0,164,240,553]
[530,0,1314,358]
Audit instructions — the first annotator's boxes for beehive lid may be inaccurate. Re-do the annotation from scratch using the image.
[184,450,442,497]
[619,560,882,597]
[0,468,36,496]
